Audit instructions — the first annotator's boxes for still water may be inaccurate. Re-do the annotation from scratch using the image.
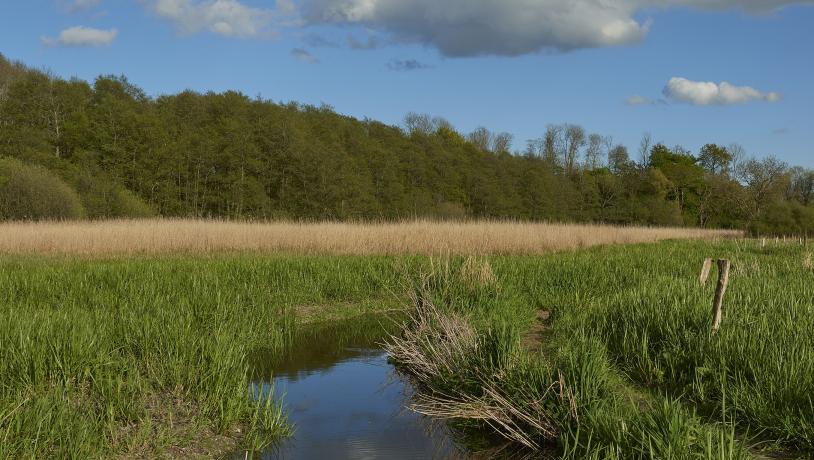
[244,316,470,460]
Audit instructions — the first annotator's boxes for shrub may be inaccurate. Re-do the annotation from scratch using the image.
[74,173,154,218]
[0,157,85,220]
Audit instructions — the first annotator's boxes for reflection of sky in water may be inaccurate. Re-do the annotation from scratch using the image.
[250,349,463,460]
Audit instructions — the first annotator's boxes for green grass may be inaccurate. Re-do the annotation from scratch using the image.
[0,240,811,458]
[495,240,814,455]
[389,241,814,458]
[0,255,414,458]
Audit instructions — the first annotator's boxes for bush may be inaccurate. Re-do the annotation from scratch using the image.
[74,173,154,218]
[749,200,814,236]
[0,157,85,220]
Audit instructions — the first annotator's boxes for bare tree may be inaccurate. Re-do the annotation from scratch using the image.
[737,156,790,221]
[727,143,746,178]
[638,132,653,167]
[492,132,514,154]
[788,167,814,205]
[563,124,586,174]
[404,112,434,135]
[524,138,542,158]
[468,127,492,151]
[602,135,614,162]
[543,125,562,167]
[584,133,604,170]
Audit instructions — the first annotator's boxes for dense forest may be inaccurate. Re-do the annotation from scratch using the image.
[1,53,812,235]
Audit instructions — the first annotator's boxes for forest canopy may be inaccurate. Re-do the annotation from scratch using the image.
[0,53,812,235]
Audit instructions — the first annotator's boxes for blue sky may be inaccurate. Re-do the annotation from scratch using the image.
[1,0,812,166]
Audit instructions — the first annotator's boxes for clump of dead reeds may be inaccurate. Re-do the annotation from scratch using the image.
[383,284,561,450]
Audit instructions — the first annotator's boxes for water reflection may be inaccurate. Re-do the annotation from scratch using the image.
[244,315,468,459]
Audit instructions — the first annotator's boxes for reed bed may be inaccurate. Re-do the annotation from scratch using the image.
[0,219,740,256]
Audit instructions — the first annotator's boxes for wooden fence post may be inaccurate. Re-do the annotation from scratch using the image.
[711,259,731,335]
[699,258,713,286]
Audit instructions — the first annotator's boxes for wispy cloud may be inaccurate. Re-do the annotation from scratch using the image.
[625,95,667,106]
[42,26,118,47]
[301,32,339,47]
[387,59,431,71]
[663,77,782,106]
[69,0,102,11]
[291,48,319,63]
[625,95,653,106]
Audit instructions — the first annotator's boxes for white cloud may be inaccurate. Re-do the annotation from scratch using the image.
[291,48,319,63]
[302,0,648,56]
[148,0,293,38]
[299,0,813,56]
[70,0,102,11]
[42,26,118,47]
[663,77,781,106]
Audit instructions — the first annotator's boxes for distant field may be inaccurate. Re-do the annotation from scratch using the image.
[0,219,740,255]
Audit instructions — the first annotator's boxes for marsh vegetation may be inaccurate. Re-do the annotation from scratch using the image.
[0,234,810,458]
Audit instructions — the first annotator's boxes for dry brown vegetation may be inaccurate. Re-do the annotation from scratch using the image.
[0,219,741,256]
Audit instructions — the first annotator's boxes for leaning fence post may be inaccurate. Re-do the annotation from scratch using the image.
[699,258,713,286]
[711,259,731,334]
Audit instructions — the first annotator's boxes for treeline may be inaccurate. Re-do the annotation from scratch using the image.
[1,53,812,235]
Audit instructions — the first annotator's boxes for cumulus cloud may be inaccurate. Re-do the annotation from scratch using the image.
[291,48,319,63]
[663,77,781,106]
[147,0,293,38]
[42,26,118,47]
[387,59,431,71]
[302,0,648,56]
[299,0,813,57]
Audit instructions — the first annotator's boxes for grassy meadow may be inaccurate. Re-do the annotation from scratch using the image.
[0,221,810,458]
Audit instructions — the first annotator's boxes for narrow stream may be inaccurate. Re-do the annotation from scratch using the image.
[242,315,473,459]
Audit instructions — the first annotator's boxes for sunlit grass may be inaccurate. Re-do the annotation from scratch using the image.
[0,238,809,458]
[388,240,814,458]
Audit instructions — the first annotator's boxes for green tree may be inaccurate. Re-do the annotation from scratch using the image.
[698,143,732,175]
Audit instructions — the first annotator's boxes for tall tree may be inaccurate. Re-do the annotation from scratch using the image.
[562,124,586,174]
[698,143,732,175]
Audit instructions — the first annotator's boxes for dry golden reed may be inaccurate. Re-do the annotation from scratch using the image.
[0,219,741,256]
